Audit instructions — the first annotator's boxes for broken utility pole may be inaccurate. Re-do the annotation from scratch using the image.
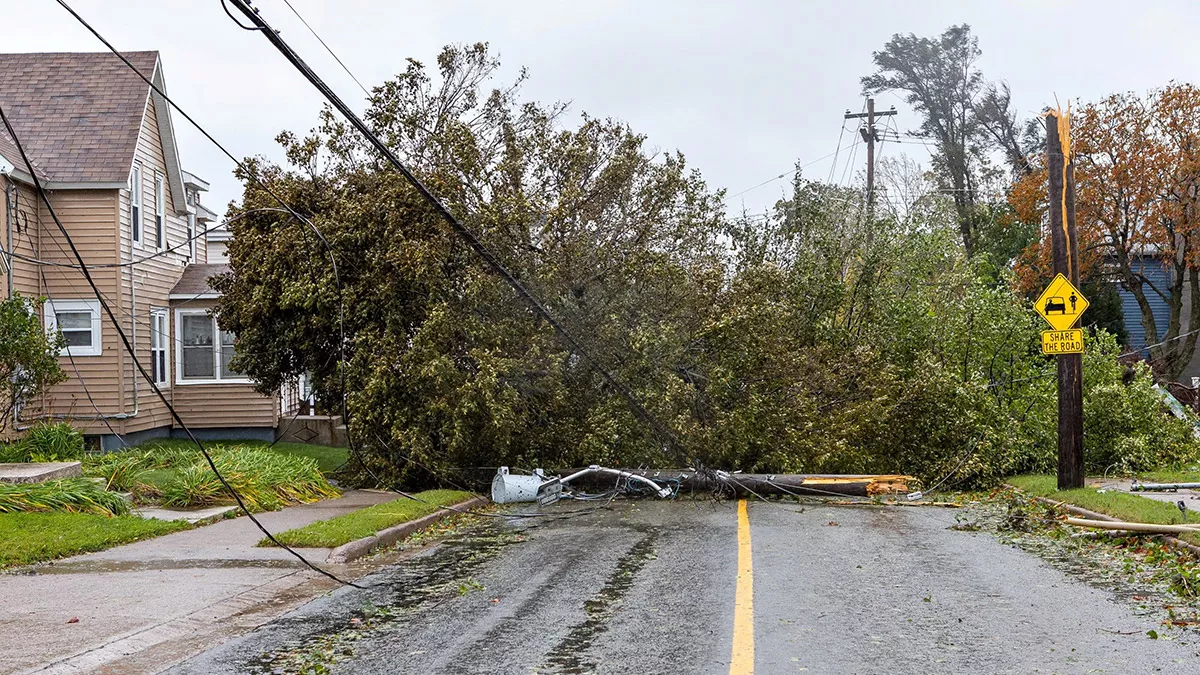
[844,97,897,213]
[1046,109,1084,490]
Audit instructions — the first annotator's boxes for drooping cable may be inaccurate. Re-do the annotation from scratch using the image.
[0,104,360,589]
[224,0,690,466]
[55,0,690,505]
[280,0,370,96]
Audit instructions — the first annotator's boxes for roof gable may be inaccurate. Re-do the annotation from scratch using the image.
[0,51,159,186]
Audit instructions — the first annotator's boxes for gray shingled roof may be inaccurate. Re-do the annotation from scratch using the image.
[170,263,230,298]
[0,51,159,184]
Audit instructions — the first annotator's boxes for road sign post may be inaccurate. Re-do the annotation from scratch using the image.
[1045,110,1084,490]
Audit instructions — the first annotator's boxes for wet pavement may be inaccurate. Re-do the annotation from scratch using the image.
[0,489,400,674]
[173,499,1200,674]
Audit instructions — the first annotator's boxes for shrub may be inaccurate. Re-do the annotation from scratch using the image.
[0,443,27,463]
[85,444,339,510]
[1,295,66,435]
[0,479,129,516]
[21,422,84,462]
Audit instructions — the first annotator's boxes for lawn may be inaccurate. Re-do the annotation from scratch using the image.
[263,489,473,548]
[0,512,190,569]
[1007,474,1200,545]
[1139,469,1200,485]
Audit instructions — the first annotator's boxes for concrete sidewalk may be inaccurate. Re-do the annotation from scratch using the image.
[0,489,400,674]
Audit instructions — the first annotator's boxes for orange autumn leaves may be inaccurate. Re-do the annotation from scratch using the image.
[1011,84,1200,294]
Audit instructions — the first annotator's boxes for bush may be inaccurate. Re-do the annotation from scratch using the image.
[84,444,340,510]
[21,422,84,462]
[0,443,27,463]
[0,478,129,516]
[1,295,66,435]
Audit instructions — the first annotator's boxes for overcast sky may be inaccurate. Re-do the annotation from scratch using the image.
[5,1,1200,216]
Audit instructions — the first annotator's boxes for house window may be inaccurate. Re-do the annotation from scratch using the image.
[187,212,196,262]
[130,163,142,245]
[155,172,165,249]
[176,310,247,383]
[150,309,169,386]
[44,299,102,357]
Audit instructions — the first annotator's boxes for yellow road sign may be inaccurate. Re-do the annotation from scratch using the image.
[1035,273,1089,331]
[1042,329,1084,355]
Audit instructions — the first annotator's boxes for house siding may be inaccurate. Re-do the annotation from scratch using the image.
[169,298,279,430]
[33,188,125,432]
[115,93,195,435]
[1119,258,1172,351]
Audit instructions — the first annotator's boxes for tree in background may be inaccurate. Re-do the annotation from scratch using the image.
[0,295,66,434]
[862,24,1035,262]
[1013,85,1200,379]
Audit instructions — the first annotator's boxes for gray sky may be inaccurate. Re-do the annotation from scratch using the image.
[5,1,1199,216]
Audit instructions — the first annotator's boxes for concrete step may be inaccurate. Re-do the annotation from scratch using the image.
[0,461,83,484]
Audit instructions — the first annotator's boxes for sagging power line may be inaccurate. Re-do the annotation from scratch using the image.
[0,103,361,589]
[224,0,690,466]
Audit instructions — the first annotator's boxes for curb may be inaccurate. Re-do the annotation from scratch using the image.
[1003,484,1200,557]
[326,495,489,564]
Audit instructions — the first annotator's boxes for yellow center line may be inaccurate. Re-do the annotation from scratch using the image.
[730,498,754,674]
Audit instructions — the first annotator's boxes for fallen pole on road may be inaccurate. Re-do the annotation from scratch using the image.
[1131,482,1200,492]
[557,469,916,498]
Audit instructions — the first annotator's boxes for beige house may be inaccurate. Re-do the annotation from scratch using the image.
[0,51,283,449]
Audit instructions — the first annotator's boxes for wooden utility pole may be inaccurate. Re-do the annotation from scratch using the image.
[1046,111,1084,490]
[844,98,897,211]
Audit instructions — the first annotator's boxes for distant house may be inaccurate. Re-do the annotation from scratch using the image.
[1113,253,1200,383]
[1115,254,1172,353]
[0,51,289,449]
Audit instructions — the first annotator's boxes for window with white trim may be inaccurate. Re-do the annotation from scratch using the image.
[150,309,169,386]
[44,299,102,357]
[130,163,143,245]
[187,212,196,262]
[176,310,247,383]
[154,172,165,249]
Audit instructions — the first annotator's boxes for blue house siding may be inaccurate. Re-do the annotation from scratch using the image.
[1118,259,1172,350]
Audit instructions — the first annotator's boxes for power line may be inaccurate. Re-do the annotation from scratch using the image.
[224,0,690,466]
[723,142,858,203]
[279,0,370,97]
[52,0,598,529]
[0,103,360,589]
[827,121,848,184]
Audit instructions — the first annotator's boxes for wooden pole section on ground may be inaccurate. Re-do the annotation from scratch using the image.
[560,470,915,498]
[1046,111,1085,490]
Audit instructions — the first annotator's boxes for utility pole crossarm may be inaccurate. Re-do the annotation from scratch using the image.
[843,99,897,216]
[843,108,897,120]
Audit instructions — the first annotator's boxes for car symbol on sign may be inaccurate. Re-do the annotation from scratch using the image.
[1044,296,1067,314]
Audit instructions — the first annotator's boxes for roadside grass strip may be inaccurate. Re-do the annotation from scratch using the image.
[0,512,191,569]
[1007,474,1200,545]
[259,489,474,548]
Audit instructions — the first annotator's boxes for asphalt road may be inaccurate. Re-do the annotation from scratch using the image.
[175,499,1200,674]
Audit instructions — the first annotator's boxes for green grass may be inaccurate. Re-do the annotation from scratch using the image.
[262,489,473,548]
[1007,474,1200,545]
[129,439,349,475]
[1140,469,1200,484]
[0,512,190,569]
[84,441,341,510]
[0,479,132,516]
